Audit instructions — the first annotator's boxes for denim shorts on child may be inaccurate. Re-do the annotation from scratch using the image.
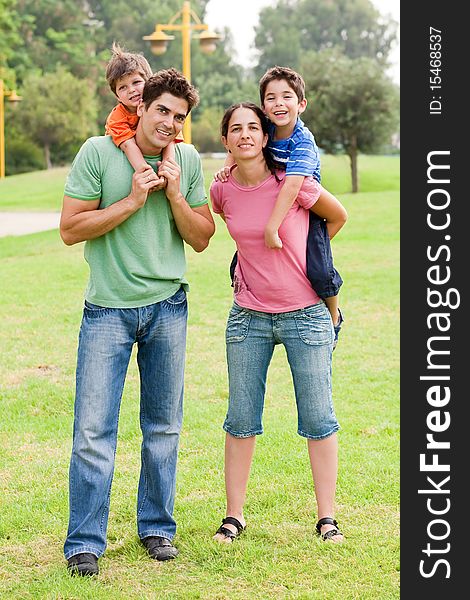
[306,212,343,299]
[223,301,340,440]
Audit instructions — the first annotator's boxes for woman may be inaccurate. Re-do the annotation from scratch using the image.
[210,103,347,543]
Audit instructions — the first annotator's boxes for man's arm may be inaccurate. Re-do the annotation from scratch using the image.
[158,158,215,253]
[60,164,159,245]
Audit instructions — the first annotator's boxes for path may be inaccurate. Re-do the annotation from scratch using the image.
[0,212,61,238]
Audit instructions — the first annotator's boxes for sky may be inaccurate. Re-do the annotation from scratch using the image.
[205,0,400,83]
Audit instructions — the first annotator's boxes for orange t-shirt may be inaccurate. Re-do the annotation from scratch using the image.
[105,103,139,147]
[105,103,185,147]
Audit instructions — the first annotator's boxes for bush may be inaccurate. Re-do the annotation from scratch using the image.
[5,135,45,175]
[191,107,225,154]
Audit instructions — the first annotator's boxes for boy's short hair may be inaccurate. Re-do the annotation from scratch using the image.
[105,42,153,95]
[142,68,200,114]
[259,66,306,103]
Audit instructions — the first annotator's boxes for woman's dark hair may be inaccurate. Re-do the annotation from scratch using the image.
[220,102,279,178]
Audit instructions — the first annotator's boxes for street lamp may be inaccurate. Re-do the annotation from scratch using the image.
[0,79,22,179]
[143,1,221,143]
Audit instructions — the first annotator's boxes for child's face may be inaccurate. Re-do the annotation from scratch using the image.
[262,79,307,130]
[115,72,146,112]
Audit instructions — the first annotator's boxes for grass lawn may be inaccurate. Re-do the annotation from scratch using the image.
[0,158,399,598]
[0,154,399,211]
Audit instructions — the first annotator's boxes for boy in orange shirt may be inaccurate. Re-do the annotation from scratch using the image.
[105,42,183,185]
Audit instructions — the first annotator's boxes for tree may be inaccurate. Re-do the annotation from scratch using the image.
[18,67,98,168]
[254,0,398,77]
[302,50,399,192]
[0,0,22,84]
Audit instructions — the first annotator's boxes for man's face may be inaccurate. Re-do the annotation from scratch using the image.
[137,93,189,152]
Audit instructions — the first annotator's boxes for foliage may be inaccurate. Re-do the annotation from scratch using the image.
[191,107,225,153]
[302,49,399,192]
[254,0,398,76]
[17,66,98,168]
[2,0,399,174]
[5,134,45,175]
[0,0,22,84]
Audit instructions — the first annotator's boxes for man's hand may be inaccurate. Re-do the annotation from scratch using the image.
[130,165,162,207]
[157,158,182,202]
[213,166,231,182]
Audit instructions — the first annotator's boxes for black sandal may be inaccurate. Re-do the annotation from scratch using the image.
[316,517,343,541]
[214,516,245,541]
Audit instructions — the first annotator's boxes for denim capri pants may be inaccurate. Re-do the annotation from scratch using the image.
[223,301,340,440]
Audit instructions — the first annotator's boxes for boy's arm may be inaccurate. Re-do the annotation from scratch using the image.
[265,175,305,248]
[120,137,149,172]
[310,186,348,239]
[105,107,155,175]
[214,153,236,182]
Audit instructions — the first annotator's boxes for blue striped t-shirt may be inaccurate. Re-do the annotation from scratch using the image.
[267,118,321,183]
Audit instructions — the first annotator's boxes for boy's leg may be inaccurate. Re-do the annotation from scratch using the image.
[324,295,339,325]
[324,296,344,350]
[306,212,344,348]
[162,141,176,161]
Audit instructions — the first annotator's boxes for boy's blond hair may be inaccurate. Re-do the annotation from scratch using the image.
[259,65,306,104]
[105,42,153,95]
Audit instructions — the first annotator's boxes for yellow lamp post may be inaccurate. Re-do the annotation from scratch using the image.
[143,1,221,143]
[0,79,22,179]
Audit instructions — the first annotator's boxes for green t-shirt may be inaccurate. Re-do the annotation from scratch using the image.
[64,136,207,308]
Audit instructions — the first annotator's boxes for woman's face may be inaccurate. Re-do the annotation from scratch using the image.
[222,107,268,161]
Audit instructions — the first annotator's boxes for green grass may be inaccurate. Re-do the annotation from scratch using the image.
[0,154,400,211]
[0,158,399,598]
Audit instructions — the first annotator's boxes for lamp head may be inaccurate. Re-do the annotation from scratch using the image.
[7,90,22,105]
[143,29,175,55]
[197,30,222,54]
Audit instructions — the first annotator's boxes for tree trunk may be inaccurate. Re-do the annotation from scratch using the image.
[348,136,359,193]
[44,144,52,170]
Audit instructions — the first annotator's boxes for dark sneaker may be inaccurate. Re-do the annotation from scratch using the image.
[333,308,344,351]
[141,536,178,561]
[67,552,99,576]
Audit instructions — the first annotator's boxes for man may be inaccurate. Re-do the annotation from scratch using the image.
[60,68,215,577]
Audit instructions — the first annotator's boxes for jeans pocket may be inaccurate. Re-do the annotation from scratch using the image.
[83,300,111,318]
[294,306,333,346]
[226,306,251,343]
[164,287,187,306]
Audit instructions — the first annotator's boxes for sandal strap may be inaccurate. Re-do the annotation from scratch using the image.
[316,517,338,534]
[221,516,245,533]
[215,525,237,540]
[322,527,342,541]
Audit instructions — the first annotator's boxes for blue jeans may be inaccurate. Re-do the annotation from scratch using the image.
[224,301,339,440]
[64,287,187,560]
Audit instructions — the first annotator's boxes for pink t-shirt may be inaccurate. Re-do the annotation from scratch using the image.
[210,170,321,312]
